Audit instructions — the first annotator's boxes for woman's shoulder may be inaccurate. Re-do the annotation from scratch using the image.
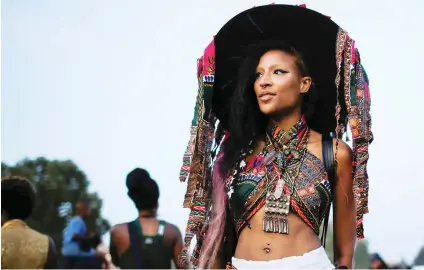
[309,130,352,153]
[110,223,130,241]
[330,137,352,162]
[307,129,352,163]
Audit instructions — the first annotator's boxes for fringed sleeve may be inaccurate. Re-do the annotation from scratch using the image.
[339,31,373,239]
[178,40,216,268]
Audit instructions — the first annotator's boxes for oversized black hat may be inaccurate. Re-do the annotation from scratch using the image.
[213,4,343,134]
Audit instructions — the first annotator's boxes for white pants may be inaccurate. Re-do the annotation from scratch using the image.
[232,246,334,269]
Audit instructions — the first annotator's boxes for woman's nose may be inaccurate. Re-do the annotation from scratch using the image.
[259,74,273,88]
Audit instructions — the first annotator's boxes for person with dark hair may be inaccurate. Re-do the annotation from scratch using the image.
[109,168,183,269]
[370,253,389,269]
[62,199,102,269]
[178,4,373,270]
[1,176,58,269]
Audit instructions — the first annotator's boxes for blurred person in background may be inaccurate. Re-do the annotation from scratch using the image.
[109,168,183,269]
[391,264,412,269]
[61,199,102,269]
[370,253,389,269]
[96,243,117,269]
[1,176,58,269]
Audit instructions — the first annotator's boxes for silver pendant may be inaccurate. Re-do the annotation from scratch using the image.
[263,192,290,234]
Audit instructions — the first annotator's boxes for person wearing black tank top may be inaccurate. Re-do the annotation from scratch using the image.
[109,168,183,269]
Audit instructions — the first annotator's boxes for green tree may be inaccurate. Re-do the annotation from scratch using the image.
[323,222,371,268]
[1,157,110,258]
[354,239,371,269]
[414,246,424,266]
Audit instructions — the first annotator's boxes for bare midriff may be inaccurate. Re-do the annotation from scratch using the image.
[234,207,322,261]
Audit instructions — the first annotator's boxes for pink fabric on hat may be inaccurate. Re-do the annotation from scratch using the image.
[364,80,370,99]
[351,40,356,64]
[202,40,215,76]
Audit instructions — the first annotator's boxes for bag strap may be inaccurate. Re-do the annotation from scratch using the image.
[127,220,145,269]
[157,220,166,236]
[321,132,335,248]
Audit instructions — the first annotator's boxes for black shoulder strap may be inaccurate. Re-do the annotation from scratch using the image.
[127,220,144,269]
[322,133,335,185]
[321,133,335,248]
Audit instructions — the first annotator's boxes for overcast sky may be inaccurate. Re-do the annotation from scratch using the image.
[2,0,424,264]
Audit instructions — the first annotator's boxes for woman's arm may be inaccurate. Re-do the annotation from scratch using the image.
[333,140,357,268]
[109,229,120,268]
[44,237,58,269]
[169,224,184,269]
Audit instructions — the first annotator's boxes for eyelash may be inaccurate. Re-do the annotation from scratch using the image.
[255,69,287,78]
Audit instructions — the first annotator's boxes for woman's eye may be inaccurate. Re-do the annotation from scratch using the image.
[255,72,262,79]
[274,69,287,75]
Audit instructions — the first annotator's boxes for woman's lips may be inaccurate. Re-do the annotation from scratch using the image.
[259,93,276,102]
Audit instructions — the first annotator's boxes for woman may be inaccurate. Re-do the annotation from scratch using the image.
[179,4,373,269]
[1,176,58,269]
[109,168,183,269]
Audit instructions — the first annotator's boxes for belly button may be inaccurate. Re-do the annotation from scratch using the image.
[263,247,271,254]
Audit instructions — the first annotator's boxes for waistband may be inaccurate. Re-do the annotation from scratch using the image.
[232,246,334,269]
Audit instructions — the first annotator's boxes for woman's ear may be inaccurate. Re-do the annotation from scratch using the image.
[300,77,312,93]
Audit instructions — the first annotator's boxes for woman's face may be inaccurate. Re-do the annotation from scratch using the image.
[254,50,311,116]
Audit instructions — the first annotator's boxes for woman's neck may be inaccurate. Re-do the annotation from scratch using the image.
[270,110,303,131]
[138,210,156,218]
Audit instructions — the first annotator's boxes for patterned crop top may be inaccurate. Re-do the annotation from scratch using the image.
[227,144,333,236]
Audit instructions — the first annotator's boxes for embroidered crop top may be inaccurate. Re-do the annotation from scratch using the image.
[227,143,333,236]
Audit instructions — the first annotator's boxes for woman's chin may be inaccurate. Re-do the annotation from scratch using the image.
[260,108,277,116]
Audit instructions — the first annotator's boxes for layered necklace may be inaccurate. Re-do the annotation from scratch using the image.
[227,116,310,234]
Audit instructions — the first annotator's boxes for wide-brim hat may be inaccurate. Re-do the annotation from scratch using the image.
[213,4,344,135]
